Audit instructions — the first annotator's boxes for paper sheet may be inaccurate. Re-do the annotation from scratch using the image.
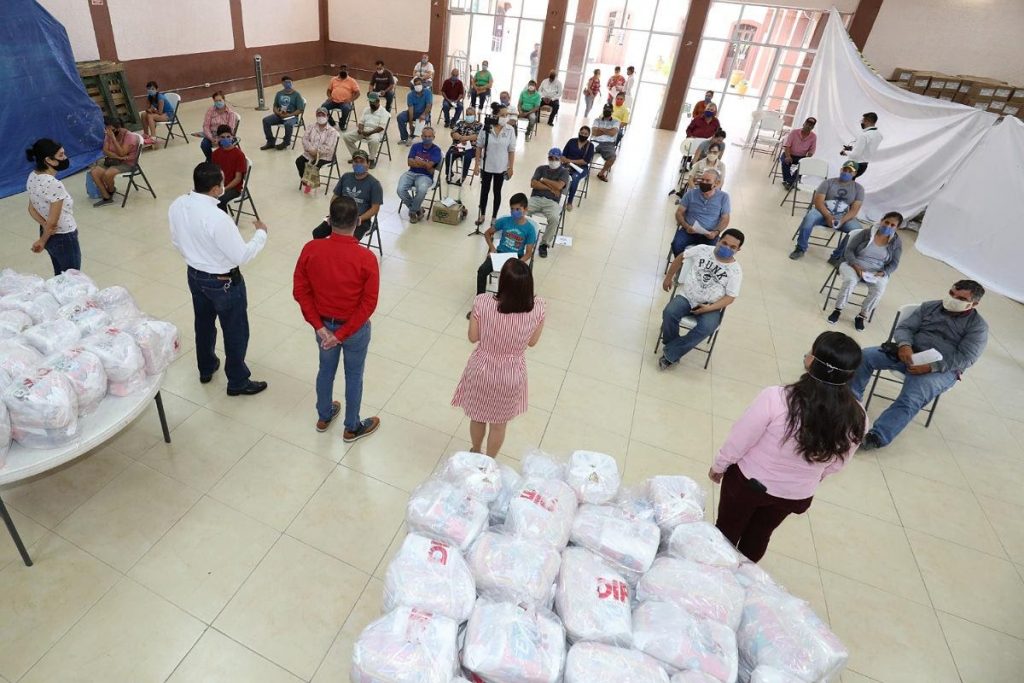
[554,236,573,246]
[440,197,458,207]
[690,220,712,237]
[910,348,943,366]
[569,163,584,174]
[490,252,518,270]
[861,271,879,284]
[414,120,426,136]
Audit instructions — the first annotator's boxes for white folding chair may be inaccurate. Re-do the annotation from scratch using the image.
[818,229,876,322]
[228,159,259,225]
[748,111,784,157]
[781,156,828,217]
[652,277,721,370]
[157,93,188,146]
[273,113,305,150]
[117,132,156,208]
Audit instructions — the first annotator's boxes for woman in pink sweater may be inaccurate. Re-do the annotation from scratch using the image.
[710,331,866,561]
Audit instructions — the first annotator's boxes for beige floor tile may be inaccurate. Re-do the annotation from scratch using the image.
[311,577,387,683]
[526,358,567,412]
[384,367,463,435]
[539,412,630,462]
[388,289,471,333]
[129,497,279,623]
[706,341,782,388]
[209,435,334,532]
[368,316,440,365]
[167,628,303,682]
[758,551,829,622]
[538,273,598,307]
[580,309,652,354]
[340,413,450,492]
[568,336,643,390]
[528,324,581,369]
[214,535,368,680]
[908,530,1024,639]
[203,365,312,433]
[710,374,766,420]
[636,358,715,413]
[372,523,409,579]
[262,389,355,463]
[255,327,323,383]
[936,403,1021,454]
[106,391,201,458]
[489,406,551,460]
[0,507,47,571]
[417,332,475,381]
[977,495,1024,565]
[760,507,818,566]
[552,372,637,437]
[937,611,1024,683]
[815,457,901,524]
[20,578,204,683]
[874,423,969,489]
[631,393,713,461]
[951,442,1024,506]
[840,669,882,682]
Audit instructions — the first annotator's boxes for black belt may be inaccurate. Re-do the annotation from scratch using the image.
[189,265,241,279]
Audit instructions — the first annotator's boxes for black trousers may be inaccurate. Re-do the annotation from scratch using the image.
[542,98,559,123]
[479,170,505,219]
[295,155,330,178]
[187,267,251,390]
[217,187,241,213]
[312,219,373,240]
[715,464,813,562]
[476,257,495,294]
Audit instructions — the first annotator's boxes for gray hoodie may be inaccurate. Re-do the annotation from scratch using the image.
[843,226,902,276]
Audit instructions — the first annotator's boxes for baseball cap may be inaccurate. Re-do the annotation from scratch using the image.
[841,159,858,171]
[547,147,562,158]
[367,92,380,101]
[352,148,370,161]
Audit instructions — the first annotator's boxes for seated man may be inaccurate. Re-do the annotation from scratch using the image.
[517,80,542,137]
[312,149,383,240]
[342,92,391,166]
[827,211,903,331]
[296,107,340,180]
[591,104,620,182]
[90,116,137,207]
[261,75,305,150]
[560,126,594,211]
[396,127,441,223]
[529,147,570,259]
[670,168,731,257]
[211,124,247,213]
[444,106,482,185]
[851,280,988,450]
[323,65,360,129]
[659,229,744,370]
[498,91,514,112]
[398,78,433,145]
[789,160,864,264]
[779,117,817,190]
[412,53,435,91]
[370,60,397,112]
[440,68,465,128]
[686,102,721,139]
[538,70,562,125]
[611,92,631,144]
[473,192,538,300]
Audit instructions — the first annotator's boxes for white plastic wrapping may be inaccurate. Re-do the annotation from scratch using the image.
[2,370,80,449]
[569,504,660,579]
[749,666,807,683]
[45,269,98,305]
[614,485,657,524]
[521,451,565,480]
[0,400,11,467]
[439,451,502,503]
[0,308,34,339]
[42,347,108,417]
[489,463,522,525]
[0,339,44,385]
[671,672,722,683]
[0,270,44,296]
[667,521,742,570]
[649,475,708,533]
[504,477,578,551]
[382,534,476,622]
[637,557,746,630]
[125,319,180,375]
[406,479,489,551]
[350,607,459,683]
[468,531,561,608]
[462,600,566,683]
[0,290,60,324]
[57,299,113,337]
[555,547,633,646]
[22,319,81,357]
[633,601,738,682]
[82,328,147,396]
[564,642,670,683]
[566,450,621,504]
[93,285,142,323]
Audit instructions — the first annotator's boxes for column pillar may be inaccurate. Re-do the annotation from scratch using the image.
[538,0,568,82]
[88,0,118,62]
[848,0,883,52]
[429,0,448,73]
[658,0,712,131]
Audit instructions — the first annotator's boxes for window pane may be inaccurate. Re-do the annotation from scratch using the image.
[703,1,743,40]
[469,13,519,93]
[446,13,472,73]
[514,18,544,81]
[641,33,678,86]
[623,0,656,32]
[653,0,689,35]
[521,0,548,20]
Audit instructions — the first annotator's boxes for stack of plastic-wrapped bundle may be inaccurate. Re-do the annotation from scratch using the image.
[0,268,180,462]
[350,449,848,682]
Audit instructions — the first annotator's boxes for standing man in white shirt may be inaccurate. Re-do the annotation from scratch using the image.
[624,65,636,106]
[841,111,882,178]
[169,162,269,395]
[538,70,562,126]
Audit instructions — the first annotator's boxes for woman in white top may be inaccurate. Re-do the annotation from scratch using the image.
[687,141,727,191]
[25,138,81,274]
[473,103,517,228]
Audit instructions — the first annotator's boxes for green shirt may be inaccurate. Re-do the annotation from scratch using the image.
[519,89,541,112]
[474,70,492,87]
[274,89,305,115]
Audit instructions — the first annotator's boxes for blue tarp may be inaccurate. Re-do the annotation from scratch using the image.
[0,0,104,199]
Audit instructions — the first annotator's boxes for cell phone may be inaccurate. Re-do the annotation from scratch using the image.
[746,477,768,494]
[503,171,510,180]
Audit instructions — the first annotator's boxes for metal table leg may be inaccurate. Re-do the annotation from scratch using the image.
[0,496,33,567]
[154,391,171,444]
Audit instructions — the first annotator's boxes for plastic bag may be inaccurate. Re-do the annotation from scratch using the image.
[0,308,34,339]
[439,451,502,503]
[0,400,11,467]
[504,477,578,551]
[569,504,660,580]
[42,347,108,417]
[748,666,807,683]
[2,370,80,449]
[468,531,561,608]
[93,286,142,324]
[564,642,670,683]
[671,673,722,683]
[734,561,783,593]
[0,339,44,385]
[637,557,746,630]
[633,601,738,682]
[45,269,98,305]
[125,319,180,375]
[57,299,113,337]
[0,290,60,324]
[350,607,459,683]
[489,463,522,525]
[614,485,657,524]
[82,328,147,396]
[648,475,707,533]
[462,600,566,683]
[406,479,489,551]
[521,450,565,480]
[566,450,621,504]
[0,270,44,296]
[22,319,81,357]
[667,521,742,570]
[382,533,476,622]
[555,547,633,647]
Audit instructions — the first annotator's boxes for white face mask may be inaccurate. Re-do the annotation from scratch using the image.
[414,85,423,93]
[707,153,720,161]
[316,116,328,125]
[548,160,560,169]
[942,296,973,313]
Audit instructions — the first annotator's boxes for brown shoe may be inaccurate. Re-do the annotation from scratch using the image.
[316,401,341,432]
[343,416,380,443]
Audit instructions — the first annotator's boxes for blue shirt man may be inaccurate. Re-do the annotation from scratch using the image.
[407,140,442,177]
[398,78,434,143]
[671,169,731,256]
[396,129,442,222]
[475,192,538,296]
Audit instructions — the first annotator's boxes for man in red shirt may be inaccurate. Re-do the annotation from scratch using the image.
[440,68,465,128]
[779,117,818,190]
[293,195,381,441]
[212,124,247,213]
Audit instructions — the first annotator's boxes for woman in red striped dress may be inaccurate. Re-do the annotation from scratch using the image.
[452,259,545,456]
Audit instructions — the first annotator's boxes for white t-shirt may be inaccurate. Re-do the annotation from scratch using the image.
[680,244,743,305]
[476,124,517,174]
[26,172,77,234]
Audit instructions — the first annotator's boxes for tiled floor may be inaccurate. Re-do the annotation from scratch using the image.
[1,76,1023,682]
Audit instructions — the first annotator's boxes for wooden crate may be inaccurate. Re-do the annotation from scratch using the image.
[76,60,141,130]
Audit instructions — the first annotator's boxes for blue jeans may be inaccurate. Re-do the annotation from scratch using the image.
[850,346,957,446]
[397,110,429,141]
[779,153,805,185]
[397,170,433,212]
[263,113,296,144]
[315,320,370,430]
[201,137,214,161]
[441,99,463,126]
[566,167,588,202]
[661,295,723,363]
[794,208,856,259]
[671,228,714,257]
[187,267,251,390]
[322,100,353,128]
[42,230,82,275]
[445,145,475,180]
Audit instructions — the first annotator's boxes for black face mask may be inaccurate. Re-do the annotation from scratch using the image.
[339,71,348,79]
[579,135,589,141]
[698,182,714,193]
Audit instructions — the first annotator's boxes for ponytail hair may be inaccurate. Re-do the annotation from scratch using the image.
[26,138,62,170]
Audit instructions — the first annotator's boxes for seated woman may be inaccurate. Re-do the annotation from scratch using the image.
[444,106,481,185]
[517,81,541,138]
[827,211,903,331]
[89,117,137,207]
[686,141,727,191]
[211,124,247,213]
[200,91,239,162]
[140,81,173,144]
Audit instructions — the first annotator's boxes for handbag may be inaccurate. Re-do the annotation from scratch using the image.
[301,154,321,191]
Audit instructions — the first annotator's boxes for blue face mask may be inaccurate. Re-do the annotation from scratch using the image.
[218,137,233,149]
[421,137,434,146]
[214,100,226,109]
[839,172,854,182]
[878,225,895,236]
[283,81,293,90]
[353,163,367,175]
[464,115,476,123]
[147,88,157,96]
[511,209,524,220]
[715,244,735,260]
[704,111,714,118]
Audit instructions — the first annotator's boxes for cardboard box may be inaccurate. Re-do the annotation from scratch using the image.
[924,87,945,99]
[987,100,1006,112]
[1000,103,1020,117]
[431,201,468,225]
[908,71,949,94]
[891,67,916,83]
[956,77,1007,103]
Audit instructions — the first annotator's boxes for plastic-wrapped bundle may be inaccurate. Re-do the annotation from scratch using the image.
[0,270,44,296]
[0,308,34,339]
[671,672,722,683]
[125,319,180,375]
[0,400,11,467]
[566,450,621,504]
[82,328,147,396]
[637,557,746,630]
[0,290,60,324]
[439,451,502,503]
[2,370,80,449]
[489,463,522,525]
[45,269,98,305]
[749,666,807,683]
[569,504,660,580]
[382,533,476,622]
[555,547,633,646]
[737,588,848,683]
[649,475,707,533]
[564,642,670,683]
[42,347,107,417]
[0,339,44,385]
[57,299,113,337]
[504,477,578,551]
[22,319,81,357]
[667,521,742,570]
[521,451,564,480]
[462,600,566,683]
[93,285,142,324]
[406,479,489,551]
[468,531,561,608]
[633,601,738,682]
[614,486,657,524]
[350,607,458,683]
[734,561,783,593]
